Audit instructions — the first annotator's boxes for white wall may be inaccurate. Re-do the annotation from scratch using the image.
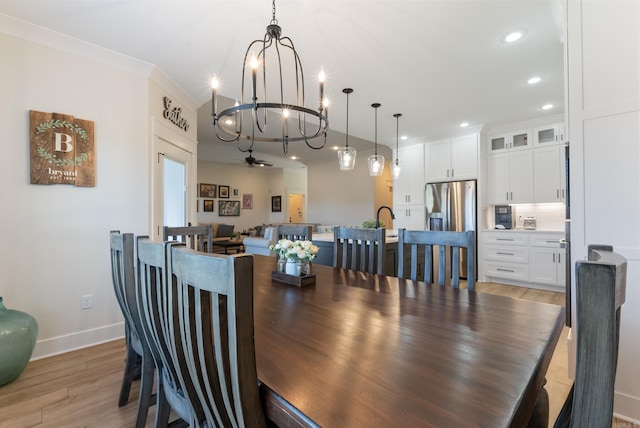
[0,27,150,357]
[567,0,640,421]
[307,155,377,227]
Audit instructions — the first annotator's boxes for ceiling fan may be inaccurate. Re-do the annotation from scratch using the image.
[244,150,272,167]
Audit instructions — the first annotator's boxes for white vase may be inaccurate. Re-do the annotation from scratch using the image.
[285,261,302,276]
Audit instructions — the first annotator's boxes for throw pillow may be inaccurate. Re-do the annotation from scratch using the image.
[217,224,234,238]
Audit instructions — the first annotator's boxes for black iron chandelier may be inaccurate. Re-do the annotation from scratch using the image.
[210,0,329,156]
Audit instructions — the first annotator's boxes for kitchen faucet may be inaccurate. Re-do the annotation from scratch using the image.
[376,205,395,229]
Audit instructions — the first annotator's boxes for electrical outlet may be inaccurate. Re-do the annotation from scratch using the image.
[81,294,93,309]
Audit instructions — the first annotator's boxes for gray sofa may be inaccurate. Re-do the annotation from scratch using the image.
[242,227,277,256]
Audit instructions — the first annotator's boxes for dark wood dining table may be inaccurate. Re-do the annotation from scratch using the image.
[251,254,565,428]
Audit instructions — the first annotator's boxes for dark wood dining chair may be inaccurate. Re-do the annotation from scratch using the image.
[109,231,155,428]
[163,224,212,252]
[136,237,198,427]
[276,224,313,242]
[333,227,386,274]
[551,244,627,428]
[397,228,475,290]
[166,244,267,427]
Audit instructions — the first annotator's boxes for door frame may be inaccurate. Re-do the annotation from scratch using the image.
[150,117,197,240]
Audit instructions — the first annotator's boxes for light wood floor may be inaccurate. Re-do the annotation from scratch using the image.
[0,282,636,428]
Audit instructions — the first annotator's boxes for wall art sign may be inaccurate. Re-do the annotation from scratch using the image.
[29,110,95,187]
[163,96,189,132]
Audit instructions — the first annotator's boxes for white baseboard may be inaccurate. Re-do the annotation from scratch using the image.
[31,322,125,360]
[614,392,640,425]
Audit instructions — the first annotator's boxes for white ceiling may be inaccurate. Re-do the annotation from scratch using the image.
[0,0,565,169]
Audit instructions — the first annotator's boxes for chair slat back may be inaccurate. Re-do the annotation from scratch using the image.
[333,227,386,274]
[167,246,266,428]
[554,245,627,428]
[276,225,313,242]
[397,229,475,290]
[110,231,140,339]
[136,238,201,424]
[163,225,212,252]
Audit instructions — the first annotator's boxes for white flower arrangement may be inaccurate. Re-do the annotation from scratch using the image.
[269,239,319,262]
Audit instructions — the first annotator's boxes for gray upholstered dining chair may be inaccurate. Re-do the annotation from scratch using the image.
[397,228,475,290]
[550,245,627,428]
[109,231,155,428]
[163,224,212,252]
[276,224,313,242]
[333,227,386,274]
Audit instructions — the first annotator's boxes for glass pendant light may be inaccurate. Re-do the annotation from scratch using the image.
[337,88,356,170]
[368,103,385,176]
[392,113,402,178]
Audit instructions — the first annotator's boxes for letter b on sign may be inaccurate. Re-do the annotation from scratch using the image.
[54,132,73,152]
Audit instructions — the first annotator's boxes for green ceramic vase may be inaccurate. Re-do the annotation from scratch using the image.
[0,296,38,386]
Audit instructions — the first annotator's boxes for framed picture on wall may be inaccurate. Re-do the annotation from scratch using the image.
[219,200,240,216]
[232,188,239,197]
[218,185,230,198]
[271,195,281,212]
[203,199,214,212]
[242,194,253,209]
[199,183,216,198]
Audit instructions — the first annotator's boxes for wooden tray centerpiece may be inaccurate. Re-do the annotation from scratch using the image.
[271,270,316,287]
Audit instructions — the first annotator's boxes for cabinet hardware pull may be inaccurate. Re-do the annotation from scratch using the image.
[506,191,509,200]
[496,238,514,241]
[553,253,556,262]
[451,168,454,177]
[497,268,514,273]
[546,240,557,243]
[510,191,513,200]
[558,253,561,263]
[447,169,449,178]
[497,252,514,255]
[557,189,560,198]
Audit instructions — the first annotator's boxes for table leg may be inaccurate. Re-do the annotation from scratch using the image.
[527,380,549,428]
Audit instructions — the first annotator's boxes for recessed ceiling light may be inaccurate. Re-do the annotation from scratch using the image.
[541,104,554,110]
[460,122,469,128]
[528,76,542,85]
[401,135,408,140]
[503,30,527,43]
[332,146,339,150]
[290,155,298,160]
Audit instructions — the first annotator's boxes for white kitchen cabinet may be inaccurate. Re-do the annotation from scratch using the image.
[393,205,425,230]
[487,149,533,204]
[393,144,424,206]
[482,230,565,290]
[533,123,565,147]
[529,233,565,288]
[425,134,478,182]
[488,129,532,154]
[534,145,566,203]
[482,231,529,282]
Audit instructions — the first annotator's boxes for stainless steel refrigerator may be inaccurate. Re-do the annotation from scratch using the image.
[425,180,477,280]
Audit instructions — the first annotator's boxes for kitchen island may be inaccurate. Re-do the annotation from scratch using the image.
[312,230,418,277]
